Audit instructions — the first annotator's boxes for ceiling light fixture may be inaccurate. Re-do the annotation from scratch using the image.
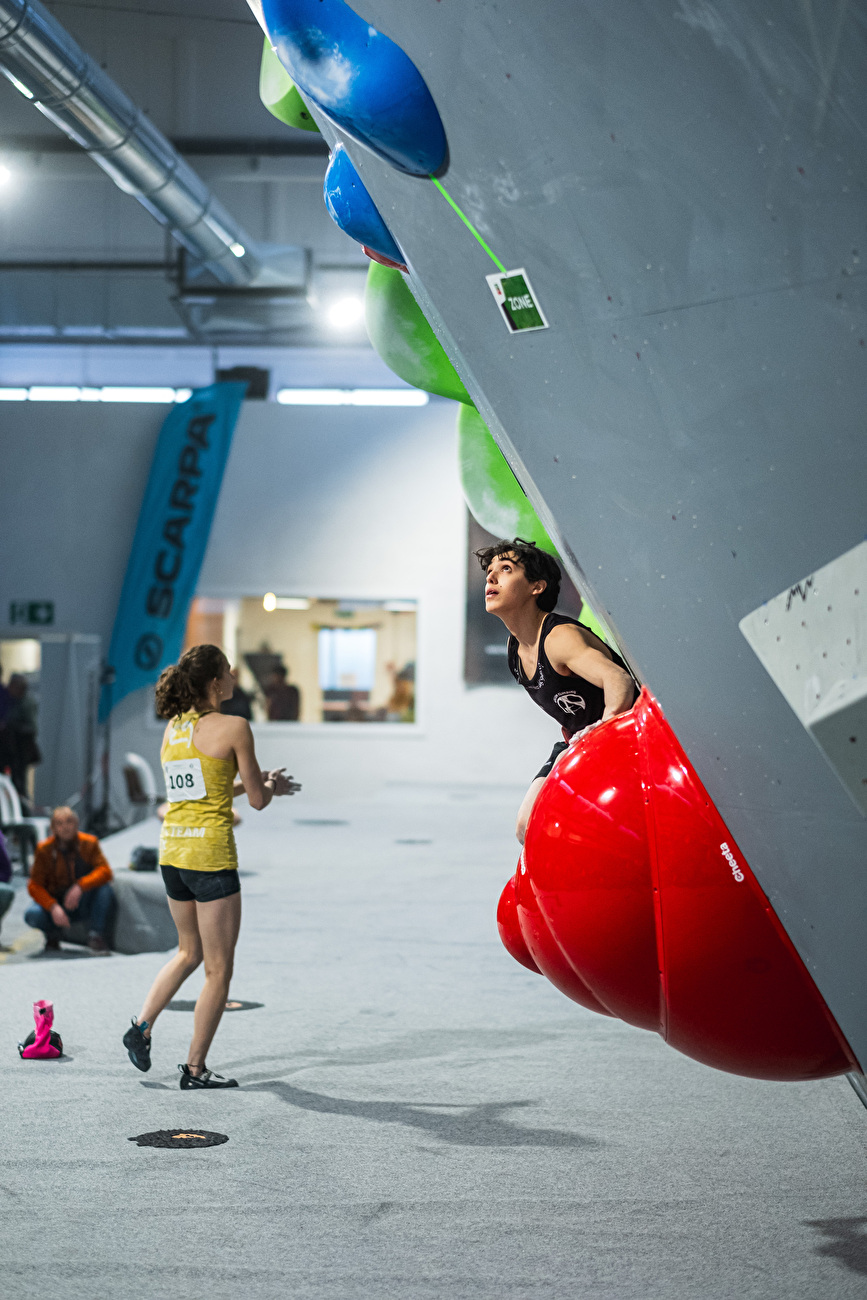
[5,73,34,99]
[0,386,193,403]
[326,296,365,329]
[276,388,428,407]
[273,597,311,610]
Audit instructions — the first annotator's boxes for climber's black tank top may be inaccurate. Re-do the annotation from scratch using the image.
[507,613,636,736]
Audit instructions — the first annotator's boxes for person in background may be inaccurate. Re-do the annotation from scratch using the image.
[6,674,40,800]
[123,643,299,1089]
[220,667,253,721]
[25,807,115,954]
[344,690,369,722]
[265,664,301,721]
[386,665,415,723]
[0,664,17,782]
[0,664,12,727]
[0,828,15,950]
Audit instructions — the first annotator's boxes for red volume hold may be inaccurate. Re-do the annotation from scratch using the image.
[498,688,857,1082]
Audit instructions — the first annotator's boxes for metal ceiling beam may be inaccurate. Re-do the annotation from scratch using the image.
[0,0,264,286]
[1,133,329,157]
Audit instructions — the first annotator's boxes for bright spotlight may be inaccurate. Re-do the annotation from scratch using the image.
[230,242,246,258]
[327,297,365,330]
[0,164,12,186]
[263,592,277,612]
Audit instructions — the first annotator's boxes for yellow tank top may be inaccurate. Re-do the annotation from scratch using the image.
[159,710,238,872]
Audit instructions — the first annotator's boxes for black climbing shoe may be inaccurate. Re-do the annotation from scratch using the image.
[123,1017,152,1073]
[178,1064,238,1089]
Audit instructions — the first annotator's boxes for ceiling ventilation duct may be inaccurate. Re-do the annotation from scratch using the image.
[0,0,301,295]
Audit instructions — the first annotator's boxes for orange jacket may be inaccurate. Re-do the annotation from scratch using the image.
[28,833,113,912]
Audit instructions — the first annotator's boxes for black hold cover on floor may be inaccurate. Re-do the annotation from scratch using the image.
[166,999,263,1012]
[18,1029,64,1056]
[129,1129,229,1149]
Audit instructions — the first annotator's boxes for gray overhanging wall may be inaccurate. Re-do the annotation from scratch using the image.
[324,1,867,1065]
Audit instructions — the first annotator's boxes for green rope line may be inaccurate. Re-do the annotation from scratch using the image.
[430,177,506,273]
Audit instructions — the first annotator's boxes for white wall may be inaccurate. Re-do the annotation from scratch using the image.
[1,396,555,807]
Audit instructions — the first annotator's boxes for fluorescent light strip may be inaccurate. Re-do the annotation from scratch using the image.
[5,72,35,99]
[276,388,428,407]
[0,386,192,403]
[262,593,311,612]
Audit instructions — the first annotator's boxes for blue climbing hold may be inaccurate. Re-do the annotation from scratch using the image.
[260,0,447,177]
[323,145,404,265]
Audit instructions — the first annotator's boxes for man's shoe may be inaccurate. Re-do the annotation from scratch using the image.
[87,934,110,954]
[123,1017,152,1072]
[178,1064,238,1089]
[44,938,60,953]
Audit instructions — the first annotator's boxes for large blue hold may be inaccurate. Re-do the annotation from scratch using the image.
[260,0,447,176]
[324,145,404,264]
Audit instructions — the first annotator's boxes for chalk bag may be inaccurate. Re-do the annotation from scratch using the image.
[18,999,63,1059]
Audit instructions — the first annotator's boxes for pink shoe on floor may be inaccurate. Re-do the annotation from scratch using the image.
[18,999,63,1059]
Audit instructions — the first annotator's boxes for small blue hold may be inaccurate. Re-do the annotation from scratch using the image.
[261,0,447,177]
[324,145,404,264]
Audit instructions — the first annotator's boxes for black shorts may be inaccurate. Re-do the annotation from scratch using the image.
[535,740,569,782]
[160,864,240,903]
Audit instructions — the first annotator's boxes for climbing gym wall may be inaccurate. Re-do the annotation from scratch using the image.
[249,1,867,1076]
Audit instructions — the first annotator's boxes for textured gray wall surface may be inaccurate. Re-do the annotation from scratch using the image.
[328,2,867,1065]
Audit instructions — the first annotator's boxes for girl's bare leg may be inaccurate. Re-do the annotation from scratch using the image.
[136,897,203,1035]
[187,892,242,1073]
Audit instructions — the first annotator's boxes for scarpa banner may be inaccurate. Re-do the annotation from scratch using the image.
[99,382,246,720]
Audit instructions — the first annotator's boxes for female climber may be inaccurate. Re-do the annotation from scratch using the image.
[478,539,637,844]
[122,643,299,1089]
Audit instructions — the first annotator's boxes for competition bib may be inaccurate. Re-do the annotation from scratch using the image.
[163,758,207,802]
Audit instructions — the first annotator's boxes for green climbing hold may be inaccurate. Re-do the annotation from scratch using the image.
[364,262,472,404]
[259,38,320,132]
[457,405,611,642]
[457,404,557,554]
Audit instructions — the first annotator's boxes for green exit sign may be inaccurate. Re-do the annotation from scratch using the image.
[486,268,549,334]
[10,601,54,627]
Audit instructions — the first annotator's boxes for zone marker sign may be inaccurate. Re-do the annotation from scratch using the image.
[486,268,549,334]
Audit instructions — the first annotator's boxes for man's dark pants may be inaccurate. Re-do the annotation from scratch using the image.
[24,883,115,944]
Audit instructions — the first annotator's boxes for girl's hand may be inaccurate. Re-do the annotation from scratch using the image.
[264,768,301,796]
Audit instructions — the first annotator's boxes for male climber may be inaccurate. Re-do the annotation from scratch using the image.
[478,538,637,843]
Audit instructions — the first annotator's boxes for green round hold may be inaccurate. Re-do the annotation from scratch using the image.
[457,405,611,643]
[259,39,320,133]
[364,262,473,404]
[457,403,557,554]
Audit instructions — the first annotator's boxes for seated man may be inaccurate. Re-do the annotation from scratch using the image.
[25,807,115,954]
[478,538,637,843]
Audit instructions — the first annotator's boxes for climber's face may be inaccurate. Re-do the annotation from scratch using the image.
[484,552,547,619]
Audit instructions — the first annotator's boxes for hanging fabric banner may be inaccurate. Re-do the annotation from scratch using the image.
[100,382,246,719]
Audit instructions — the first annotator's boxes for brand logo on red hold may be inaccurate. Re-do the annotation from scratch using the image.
[719,841,745,882]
